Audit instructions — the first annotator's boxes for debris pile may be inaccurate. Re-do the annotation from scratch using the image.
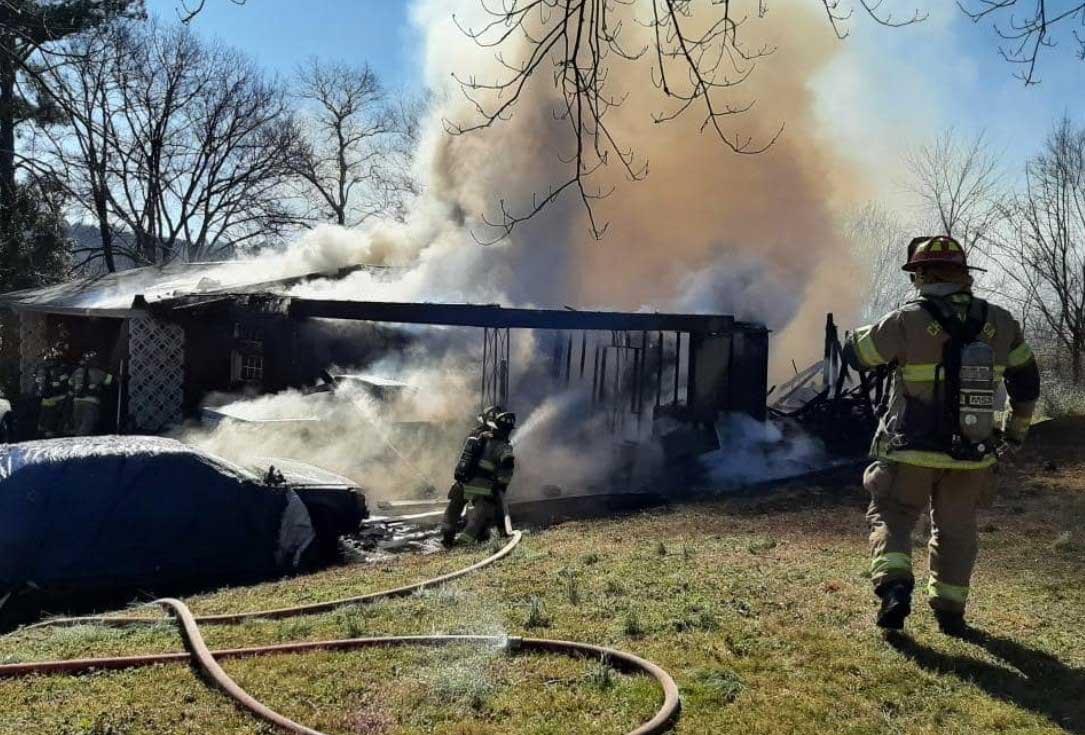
[340,515,445,561]
[769,314,884,458]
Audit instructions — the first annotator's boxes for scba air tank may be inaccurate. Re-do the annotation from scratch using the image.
[454,435,484,483]
[958,341,996,448]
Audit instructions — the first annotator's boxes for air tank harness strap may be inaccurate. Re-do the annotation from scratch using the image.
[914,295,990,454]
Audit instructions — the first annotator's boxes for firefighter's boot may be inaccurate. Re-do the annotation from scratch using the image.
[876,579,914,631]
[441,483,467,548]
[934,609,970,637]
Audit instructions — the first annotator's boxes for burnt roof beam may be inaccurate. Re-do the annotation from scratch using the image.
[288,298,748,334]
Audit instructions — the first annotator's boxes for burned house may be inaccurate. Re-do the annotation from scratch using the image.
[0,263,389,438]
[0,264,771,449]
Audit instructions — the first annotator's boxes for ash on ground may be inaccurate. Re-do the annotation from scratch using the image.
[339,516,446,563]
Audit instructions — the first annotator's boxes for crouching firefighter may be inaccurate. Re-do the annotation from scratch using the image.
[441,406,516,547]
[843,236,1041,636]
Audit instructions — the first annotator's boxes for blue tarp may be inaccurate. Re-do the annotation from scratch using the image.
[0,436,293,593]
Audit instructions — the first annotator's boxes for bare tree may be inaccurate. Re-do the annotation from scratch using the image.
[958,1,1085,84]
[847,202,915,323]
[39,25,120,271]
[904,129,1006,257]
[381,92,426,223]
[994,116,1085,384]
[45,21,299,269]
[172,0,245,23]
[0,0,143,289]
[290,59,417,228]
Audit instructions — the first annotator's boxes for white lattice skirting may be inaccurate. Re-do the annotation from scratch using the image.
[128,317,185,432]
[18,312,48,394]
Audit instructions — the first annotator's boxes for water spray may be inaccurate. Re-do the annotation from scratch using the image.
[343,390,442,494]
[509,391,579,448]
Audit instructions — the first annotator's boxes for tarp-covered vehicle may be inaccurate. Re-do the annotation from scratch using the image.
[0,394,12,444]
[0,436,367,625]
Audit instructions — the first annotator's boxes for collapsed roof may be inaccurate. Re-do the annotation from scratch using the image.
[0,262,377,318]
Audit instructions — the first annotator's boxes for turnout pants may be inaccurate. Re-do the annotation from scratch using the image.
[70,397,101,436]
[864,460,994,613]
[441,483,504,544]
[37,397,66,438]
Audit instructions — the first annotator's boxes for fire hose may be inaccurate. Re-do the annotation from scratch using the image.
[0,530,682,735]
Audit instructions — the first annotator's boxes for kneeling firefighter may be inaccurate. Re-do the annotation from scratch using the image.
[441,406,516,547]
[843,236,1041,636]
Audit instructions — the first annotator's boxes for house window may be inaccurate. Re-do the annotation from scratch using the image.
[231,321,266,385]
[240,354,264,382]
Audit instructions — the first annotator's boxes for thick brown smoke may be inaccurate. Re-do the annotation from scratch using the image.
[400,0,864,376]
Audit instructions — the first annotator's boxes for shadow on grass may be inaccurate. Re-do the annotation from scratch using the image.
[887,629,1084,734]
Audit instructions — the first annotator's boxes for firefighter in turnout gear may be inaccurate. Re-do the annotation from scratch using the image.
[441,406,516,547]
[36,362,71,438]
[843,236,1041,636]
[69,352,114,436]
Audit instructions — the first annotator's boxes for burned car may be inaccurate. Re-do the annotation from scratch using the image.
[0,436,366,624]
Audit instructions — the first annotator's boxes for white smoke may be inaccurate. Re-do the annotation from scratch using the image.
[179,355,480,501]
[700,413,827,489]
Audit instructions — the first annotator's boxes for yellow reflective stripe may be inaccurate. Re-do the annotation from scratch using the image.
[103,375,114,386]
[871,552,912,578]
[74,396,101,405]
[462,482,494,498]
[855,327,887,367]
[875,447,996,470]
[928,579,969,604]
[478,459,497,471]
[1007,342,1034,369]
[901,363,938,382]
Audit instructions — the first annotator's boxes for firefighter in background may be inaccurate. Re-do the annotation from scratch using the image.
[69,352,113,436]
[441,406,516,547]
[36,360,71,438]
[843,236,1041,636]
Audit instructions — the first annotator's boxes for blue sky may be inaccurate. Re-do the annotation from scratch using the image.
[146,0,1082,194]
[810,4,1084,202]
[144,0,420,89]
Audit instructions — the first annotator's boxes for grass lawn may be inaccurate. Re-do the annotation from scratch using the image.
[0,419,1082,735]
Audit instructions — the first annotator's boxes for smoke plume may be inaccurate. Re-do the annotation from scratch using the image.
[180,1,870,499]
[286,0,864,368]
